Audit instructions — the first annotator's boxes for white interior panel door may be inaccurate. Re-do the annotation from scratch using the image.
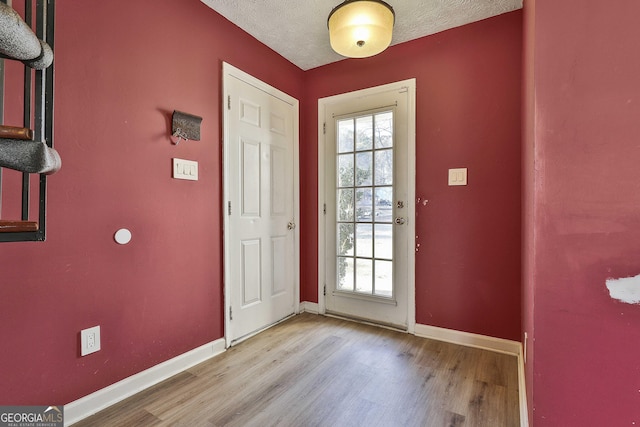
[224,64,299,345]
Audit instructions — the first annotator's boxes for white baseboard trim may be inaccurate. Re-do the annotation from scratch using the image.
[299,301,319,314]
[415,323,521,355]
[64,338,226,426]
[415,323,528,426]
[517,351,529,427]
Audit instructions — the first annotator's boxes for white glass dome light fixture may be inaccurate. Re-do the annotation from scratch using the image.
[328,0,395,58]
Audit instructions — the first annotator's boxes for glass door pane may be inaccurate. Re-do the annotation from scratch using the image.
[335,111,394,298]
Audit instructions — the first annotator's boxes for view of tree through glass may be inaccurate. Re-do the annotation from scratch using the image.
[336,111,394,297]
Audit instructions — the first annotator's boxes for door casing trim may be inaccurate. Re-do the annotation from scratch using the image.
[222,62,301,348]
[317,79,416,333]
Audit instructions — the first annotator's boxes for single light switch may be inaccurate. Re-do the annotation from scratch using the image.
[448,168,467,186]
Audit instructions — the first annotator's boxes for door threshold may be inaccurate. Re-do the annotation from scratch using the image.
[229,312,296,347]
[324,310,408,333]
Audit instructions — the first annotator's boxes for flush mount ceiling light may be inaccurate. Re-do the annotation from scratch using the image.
[328,0,395,58]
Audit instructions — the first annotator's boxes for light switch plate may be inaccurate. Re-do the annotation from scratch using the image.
[448,168,468,186]
[173,158,198,181]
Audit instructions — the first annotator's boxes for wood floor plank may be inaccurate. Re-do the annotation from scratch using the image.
[72,313,519,427]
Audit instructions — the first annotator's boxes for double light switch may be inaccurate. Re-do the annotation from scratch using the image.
[448,168,467,186]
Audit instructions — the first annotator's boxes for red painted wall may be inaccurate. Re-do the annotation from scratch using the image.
[522,0,536,424]
[526,0,640,424]
[302,11,522,340]
[0,0,303,405]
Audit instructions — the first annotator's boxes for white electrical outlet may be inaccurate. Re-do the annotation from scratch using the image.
[81,326,101,356]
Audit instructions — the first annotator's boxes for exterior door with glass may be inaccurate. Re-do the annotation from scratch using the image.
[322,82,414,329]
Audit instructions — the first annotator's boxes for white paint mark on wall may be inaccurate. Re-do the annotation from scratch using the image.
[606,274,640,304]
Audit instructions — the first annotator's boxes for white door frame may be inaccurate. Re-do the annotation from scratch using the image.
[317,79,416,333]
[222,62,301,348]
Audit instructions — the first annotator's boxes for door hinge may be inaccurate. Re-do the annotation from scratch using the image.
[324,284,326,296]
[229,306,233,320]
[323,203,326,215]
[228,201,232,216]
[323,122,326,135]
[227,95,231,110]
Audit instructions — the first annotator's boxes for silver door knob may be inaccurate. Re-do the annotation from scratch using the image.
[395,217,406,225]
[287,221,296,230]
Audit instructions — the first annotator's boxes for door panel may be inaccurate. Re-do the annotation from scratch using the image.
[241,139,261,216]
[271,236,287,295]
[271,146,287,215]
[242,239,262,305]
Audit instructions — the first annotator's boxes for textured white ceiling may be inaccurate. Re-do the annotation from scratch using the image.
[201,0,522,71]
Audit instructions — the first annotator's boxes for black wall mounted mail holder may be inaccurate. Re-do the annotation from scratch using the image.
[0,2,53,70]
[0,0,56,242]
[172,110,202,144]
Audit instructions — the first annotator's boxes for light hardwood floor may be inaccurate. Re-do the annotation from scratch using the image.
[73,313,519,427]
